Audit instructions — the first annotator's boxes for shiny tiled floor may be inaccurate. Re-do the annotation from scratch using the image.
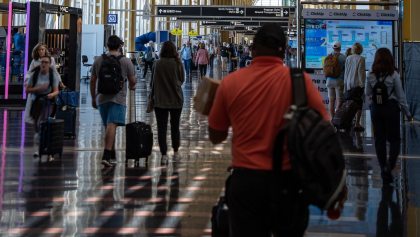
[1,71,420,236]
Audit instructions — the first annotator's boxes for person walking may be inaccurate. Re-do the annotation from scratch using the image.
[324,41,346,118]
[24,56,60,159]
[180,42,193,79]
[208,23,329,237]
[344,42,366,131]
[151,41,185,160]
[90,35,136,167]
[143,41,156,79]
[365,48,412,183]
[195,43,209,79]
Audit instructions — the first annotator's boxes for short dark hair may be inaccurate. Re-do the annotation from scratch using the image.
[253,23,286,58]
[107,35,124,50]
[372,48,395,77]
[40,55,51,63]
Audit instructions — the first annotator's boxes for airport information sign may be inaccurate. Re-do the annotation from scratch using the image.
[156,6,200,16]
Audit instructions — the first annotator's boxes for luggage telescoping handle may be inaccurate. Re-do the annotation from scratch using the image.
[130,88,137,123]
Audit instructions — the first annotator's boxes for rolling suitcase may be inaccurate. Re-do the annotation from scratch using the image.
[55,106,77,139]
[39,118,64,160]
[332,100,360,131]
[125,90,153,165]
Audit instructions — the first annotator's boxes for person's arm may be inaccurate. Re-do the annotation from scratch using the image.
[127,59,136,90]
[26,81,49,94]
[90,60,98,109]
[365,73,373,102]
[358,57,366,88]
[343,57,350,91]
[393,72,412,119]
[208,127,228,144]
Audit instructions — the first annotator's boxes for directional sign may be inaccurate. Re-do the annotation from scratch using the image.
[188,30,198,37]
[201,21,231,26]
[201,7,245,17]
[107,14,118,24]
[170,28,183,36]
[178,17,289,22]
[156,6,201,16]
[246,7,290,18]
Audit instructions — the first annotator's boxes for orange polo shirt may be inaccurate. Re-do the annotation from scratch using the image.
[208,56,330,171]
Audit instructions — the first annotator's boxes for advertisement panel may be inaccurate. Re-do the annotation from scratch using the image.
[305,19,393,70]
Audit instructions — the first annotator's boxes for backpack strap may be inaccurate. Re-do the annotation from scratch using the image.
[272,68,306,173]
[290,68,307,107]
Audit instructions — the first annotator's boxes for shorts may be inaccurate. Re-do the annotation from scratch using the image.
[326,78,344,101]
[98,102,126,126]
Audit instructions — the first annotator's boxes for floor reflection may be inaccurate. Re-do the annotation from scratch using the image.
[0,72,420,236]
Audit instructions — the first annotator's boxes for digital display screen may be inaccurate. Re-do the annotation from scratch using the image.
[304,19,393,69]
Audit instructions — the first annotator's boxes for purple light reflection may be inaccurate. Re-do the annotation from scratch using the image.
[23,1,31,99]
[4,2,13,99]
[1,110,8,213]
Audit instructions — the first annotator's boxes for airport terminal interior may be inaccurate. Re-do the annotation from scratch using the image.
[1,0,420,236]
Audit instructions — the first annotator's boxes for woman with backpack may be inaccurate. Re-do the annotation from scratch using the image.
[365,48,412,184]
[151,41,185,161]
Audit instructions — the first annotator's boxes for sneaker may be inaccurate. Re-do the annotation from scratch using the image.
[47,155,54,162]
[173,151,181,161]
[33,151,39,157]
[109,159,117,165]
[101,159,115,167]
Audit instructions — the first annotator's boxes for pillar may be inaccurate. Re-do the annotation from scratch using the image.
[129,0,136,51]
[151,0,156,32]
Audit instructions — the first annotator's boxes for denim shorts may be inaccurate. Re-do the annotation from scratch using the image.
[98,102,126,126]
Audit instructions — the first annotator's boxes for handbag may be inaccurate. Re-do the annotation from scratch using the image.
[56,89,80,107]
[146,94,154,113]
[146,78,155,113]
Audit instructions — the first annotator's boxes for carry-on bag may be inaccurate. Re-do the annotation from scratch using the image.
[39,117,64,160]
[55,106,77,139]
[56,89,80,107]
[125,90,153,165]
[332,100,361,131]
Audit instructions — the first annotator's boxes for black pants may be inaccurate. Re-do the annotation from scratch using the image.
[227,168,309,237]
[198,64,207,78]
[143,61,154,78]
[370,100,401,170]
[154,107,182,155]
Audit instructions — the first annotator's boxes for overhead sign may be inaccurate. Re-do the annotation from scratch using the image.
[156,5,295,19]
[179,17,288,22]
[188,30,198,37]
[156,6,201,16]
[170,28,183,36]
[302,9,399,20]
[246,7,290,18]
[107,14,118,24]
[201,7,245,17]
[201,21,287,27]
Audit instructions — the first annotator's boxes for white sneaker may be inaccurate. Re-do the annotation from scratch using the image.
[47,155,54,162]
[33,151,39,157]
[173,152,181,161]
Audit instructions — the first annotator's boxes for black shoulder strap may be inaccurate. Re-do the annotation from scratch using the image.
[290,68,307,107]
[32,66,41,87]
[48,68,54,90]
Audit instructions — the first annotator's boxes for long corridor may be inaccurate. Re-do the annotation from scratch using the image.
[1,72,420,236]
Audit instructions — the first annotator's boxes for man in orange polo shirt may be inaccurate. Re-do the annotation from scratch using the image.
[208,23,329,237]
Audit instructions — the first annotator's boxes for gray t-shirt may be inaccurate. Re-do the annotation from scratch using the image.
[91,53,135,106]
[26,71,59,95]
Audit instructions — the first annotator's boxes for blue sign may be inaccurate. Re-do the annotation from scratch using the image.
[107,14,118,24]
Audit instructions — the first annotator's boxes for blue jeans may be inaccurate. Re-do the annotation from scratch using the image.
[183,59,191,76]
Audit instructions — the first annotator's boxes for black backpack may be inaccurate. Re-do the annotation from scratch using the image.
[273,68,347,210]
[372,76,394,105]
[220,47,228,57]
[97,54,124,95]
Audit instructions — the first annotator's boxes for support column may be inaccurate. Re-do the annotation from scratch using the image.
[151,0,156,32]
[63,0,70,29]
[0,0,8,25]
[129,0,136,51]
[102,0,109,25]
[402,0,420,41]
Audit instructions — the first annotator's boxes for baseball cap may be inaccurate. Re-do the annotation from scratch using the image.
[332,41,341,49]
